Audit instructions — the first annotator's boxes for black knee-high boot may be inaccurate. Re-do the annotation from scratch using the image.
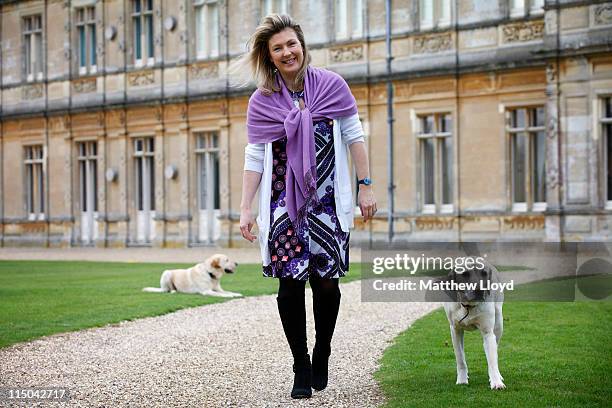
[277,278,312,399]
[310,276,341,391]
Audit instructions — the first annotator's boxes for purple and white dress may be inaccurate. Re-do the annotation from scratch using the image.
[263,90,350,280]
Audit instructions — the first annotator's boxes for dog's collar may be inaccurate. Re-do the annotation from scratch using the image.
[208,272,217,280]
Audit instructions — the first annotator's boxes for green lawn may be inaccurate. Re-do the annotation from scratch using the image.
[0,260,361,348]
[376,301,612,407]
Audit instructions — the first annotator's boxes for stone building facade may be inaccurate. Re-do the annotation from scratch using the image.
[0,0,611,247]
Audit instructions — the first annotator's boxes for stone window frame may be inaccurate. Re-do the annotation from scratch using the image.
[130,0,155,67]
[23,144,46,221]
[75,5,98,75]
[22,14,44,82]
[505,105,547,213]
[194,0,220,60]
[600,95,612,210]
[509,0,545,19]
[261,0,288,17]
[418,0,451,31]
[194,131,221,213]
[133,136,156,212]
[414,110,454,215]
[335,0,363,41]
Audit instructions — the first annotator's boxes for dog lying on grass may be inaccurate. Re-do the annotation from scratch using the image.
[143,254,242,298]
[442,263,505,390]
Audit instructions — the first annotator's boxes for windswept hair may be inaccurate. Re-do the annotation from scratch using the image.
[230,14,311,95]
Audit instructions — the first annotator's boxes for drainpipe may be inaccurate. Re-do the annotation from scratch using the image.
[385,0,395,243]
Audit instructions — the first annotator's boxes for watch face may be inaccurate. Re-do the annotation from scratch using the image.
[360,178,371,185]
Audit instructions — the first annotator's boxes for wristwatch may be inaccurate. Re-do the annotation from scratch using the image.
[358,177,372,186]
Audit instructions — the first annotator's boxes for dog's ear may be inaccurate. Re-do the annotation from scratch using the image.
[210,256,221,269]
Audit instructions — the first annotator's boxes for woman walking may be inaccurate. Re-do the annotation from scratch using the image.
[239,14,376,399]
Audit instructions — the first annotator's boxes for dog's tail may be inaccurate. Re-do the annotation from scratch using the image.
[142,287,168,293]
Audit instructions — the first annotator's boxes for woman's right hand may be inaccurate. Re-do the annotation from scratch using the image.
[239,207,257,242]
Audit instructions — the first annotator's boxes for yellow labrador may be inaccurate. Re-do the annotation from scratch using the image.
[143,254,242,298]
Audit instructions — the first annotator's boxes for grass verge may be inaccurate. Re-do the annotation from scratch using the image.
[0,260,361,348]
[375,301,612,407]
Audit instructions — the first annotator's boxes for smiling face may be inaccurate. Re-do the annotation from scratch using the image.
[268,28,304,85]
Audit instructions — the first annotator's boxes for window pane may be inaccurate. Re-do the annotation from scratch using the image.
[81,160,87,211]
[422,138,435,205]
[420,0,434,27]
[35,33,42,74]
[93,160,99,212]
[137,158,143,210]
[606,98,612,118]
[422,115,433,134]
[213,152,220,209]
[146,0,153,11]
[149,157,155,211]
[26,164,33,212]
[79,26,86,67]
[148,138,154,152]
[211,133,219,148]
[535,106,545,127]
[336,0,347,37]
[351,0,363,36]
[533,131,546,203]
[512,109,526,128]
[442,136,453,204]
[134,0,141,13]
[199,154,207,210]
[25,34,32,75]
[440,114,452,133]
[209,3,219,56]
[90,25,97,66]
[146,15,154,58]
[512,133,527,203]
[38,163,44,213]
[134,17,142,60]
[196,6,204,55]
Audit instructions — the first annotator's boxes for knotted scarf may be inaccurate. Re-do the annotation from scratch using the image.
[247,66,357,232]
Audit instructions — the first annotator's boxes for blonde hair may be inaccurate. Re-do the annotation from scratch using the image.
[232,14,311,94]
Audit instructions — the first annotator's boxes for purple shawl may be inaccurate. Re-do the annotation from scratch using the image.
[247,66,357,231]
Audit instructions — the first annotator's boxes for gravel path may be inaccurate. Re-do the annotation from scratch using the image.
[0,281,439,408]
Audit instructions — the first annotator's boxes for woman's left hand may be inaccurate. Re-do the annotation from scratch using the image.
[358,186,377,222]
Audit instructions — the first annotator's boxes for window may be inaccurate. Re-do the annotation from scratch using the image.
[76,6,97,74]
[335,0,363,40]
[417,113,453,213]
[261,0,287,16]
[508,107,546,212]
[134,138,155,211]
[132,0,154,65]
[419,0,451,30]
[195,0,219,59]
[603,97,612,209]
[23,15,43,81]
[24,145,45,220]
[510,0,544,17]
[77,141,98,212]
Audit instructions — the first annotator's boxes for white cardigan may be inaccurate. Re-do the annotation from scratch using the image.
[244,113,365,266]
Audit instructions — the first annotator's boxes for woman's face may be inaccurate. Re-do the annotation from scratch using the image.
[268,28,304,82]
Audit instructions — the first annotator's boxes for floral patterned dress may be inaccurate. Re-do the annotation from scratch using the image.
[263,90,350,280]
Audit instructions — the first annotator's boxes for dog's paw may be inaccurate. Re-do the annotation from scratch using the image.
[456,372,469,385]
[490,379,506,390]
